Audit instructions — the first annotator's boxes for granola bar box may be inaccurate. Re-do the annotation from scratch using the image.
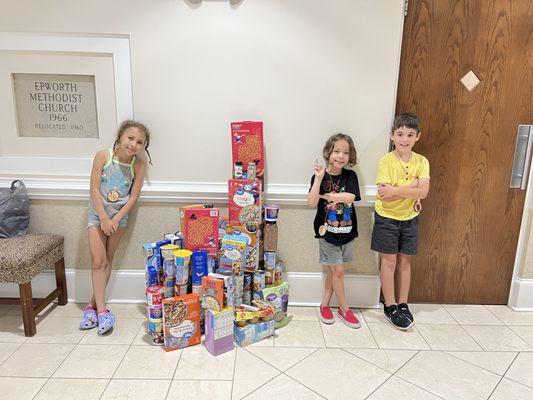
[227,225,259,272]
[218,233,248,276]
[231,121,264,177]
[234,319,275,347]
[162,293,201,351]
[179,205,219,257]
[228,179,262,228]
[205,308,235,356]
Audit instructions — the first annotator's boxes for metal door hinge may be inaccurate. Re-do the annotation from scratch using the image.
[404,0,409,16]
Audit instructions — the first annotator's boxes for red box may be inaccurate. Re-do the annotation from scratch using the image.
[179,205,219,257]
[231,121,265,177]
[228,179,262,229]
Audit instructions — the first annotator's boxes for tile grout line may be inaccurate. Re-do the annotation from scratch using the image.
[392,372,447,400]
[229,347,238,400]
[97,319,142,399]
[485,351,521,399]
[507,325,533,350]
[339,348,392,376]
[458,325,488,351]
[444,351,517,377]
[164,344,185,400]
[482,304,508,325]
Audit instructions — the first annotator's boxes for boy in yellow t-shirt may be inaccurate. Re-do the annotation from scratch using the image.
[371,113,430,331]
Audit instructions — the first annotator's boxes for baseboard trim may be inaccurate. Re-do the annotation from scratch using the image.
[0,269,381,308]
[508,277,533,311]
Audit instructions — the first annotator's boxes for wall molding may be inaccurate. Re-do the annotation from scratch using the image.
[0,269,381,308]
[508,277,533,311]
[0,158,377,205]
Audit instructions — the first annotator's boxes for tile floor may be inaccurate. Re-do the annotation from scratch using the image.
[1,303,533,399]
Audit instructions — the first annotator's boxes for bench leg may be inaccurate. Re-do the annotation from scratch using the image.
[19,282,36,337]
[55,257,68,306]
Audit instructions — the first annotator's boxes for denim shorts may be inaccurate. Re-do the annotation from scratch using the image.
[371,213,419,255]
[87,212,128,229]
[318,238,355,265]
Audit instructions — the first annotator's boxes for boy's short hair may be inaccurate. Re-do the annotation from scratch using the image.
[392,112,420,133]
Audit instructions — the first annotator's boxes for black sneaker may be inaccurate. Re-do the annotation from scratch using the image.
[398,303,414,324]
[383,304,413,331]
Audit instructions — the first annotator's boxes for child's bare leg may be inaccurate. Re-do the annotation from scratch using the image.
[321,268,334,306]
[89,228,125,309]
[396,253,411,304]
[88,226,108,312]
[330,265,348,311]
[380,253,397,306]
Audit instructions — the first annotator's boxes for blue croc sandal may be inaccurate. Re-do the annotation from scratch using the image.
[97,310,115,335]
[79,307,97,330]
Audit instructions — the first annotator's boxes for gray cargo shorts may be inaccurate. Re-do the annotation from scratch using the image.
[318,238,355,265]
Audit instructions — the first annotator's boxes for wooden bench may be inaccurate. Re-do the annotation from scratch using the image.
[0,234,68,336]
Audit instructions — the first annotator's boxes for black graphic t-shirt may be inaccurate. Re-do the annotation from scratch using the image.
[309,168,361,245]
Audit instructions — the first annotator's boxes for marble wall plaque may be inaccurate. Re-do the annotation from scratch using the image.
[13,73,99,138]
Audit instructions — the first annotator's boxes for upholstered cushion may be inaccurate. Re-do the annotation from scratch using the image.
[0,234,64,284]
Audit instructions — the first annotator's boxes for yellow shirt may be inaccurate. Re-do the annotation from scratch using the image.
[374,151,430,221]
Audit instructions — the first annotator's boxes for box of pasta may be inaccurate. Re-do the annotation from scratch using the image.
[231,121,264,178]
[162,293,201,351]
[179,205,219,257]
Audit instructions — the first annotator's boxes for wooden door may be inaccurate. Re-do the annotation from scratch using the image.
[395,0,533,303]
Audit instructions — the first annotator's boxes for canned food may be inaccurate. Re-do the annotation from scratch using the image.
[243,290,252,305]
[163,258,176,278]
[192,283,202,296]
[264,269,274,286]
[274,261,283,284]
[264,251,276,270]
[175,264,189,286]
[253,271,266,292]
[147,304,163,319]
[161,244,179,260]
[151,332,164,345]
[148,317,163,333]
[175,283,188,296]
[234,296,243,307]
[163,285,175,298]
[146,285,163,305]
[207,257,216,274]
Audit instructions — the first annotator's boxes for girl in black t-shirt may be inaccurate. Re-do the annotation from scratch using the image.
[308,133,361,329]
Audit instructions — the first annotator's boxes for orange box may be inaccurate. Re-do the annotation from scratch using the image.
[162,293,201,351]
[231,121,264,177]
[179,204,219,257]
[201,275,224,312]
[228,179,262,229]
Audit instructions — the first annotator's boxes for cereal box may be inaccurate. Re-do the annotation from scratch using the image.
[227,225,259,272]
[162,293,201,351]
[218,233,248,276]
[228,179,262,230]
[231,121,264,177]
[179,205,219,257]
[201,276,224,312]
[205,308,235,356]
[234,319,275,347]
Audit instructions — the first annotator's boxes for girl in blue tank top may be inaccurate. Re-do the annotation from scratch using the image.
[81,120,152,335]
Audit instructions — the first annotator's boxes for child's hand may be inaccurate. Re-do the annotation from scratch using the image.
[109,217,119,234]
[378,183,396,199]
[314,159,325,179]
[100,218,114,236]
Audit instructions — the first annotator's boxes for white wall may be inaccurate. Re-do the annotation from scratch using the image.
[0,0,405,191]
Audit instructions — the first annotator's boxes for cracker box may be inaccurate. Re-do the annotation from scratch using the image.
[218,233,248,276]
[205,308,235,356]
[227,225,259,272]
[228,179,262,229]
[179,205,219,257]
[201,275,224,312]
[234,319,275,347]
[262,281,290,329]
[162,293,201,351]
[231,121,264,177]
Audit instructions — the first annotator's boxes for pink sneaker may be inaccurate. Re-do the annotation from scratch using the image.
[319,305,335,324]
[338,308,361,329]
